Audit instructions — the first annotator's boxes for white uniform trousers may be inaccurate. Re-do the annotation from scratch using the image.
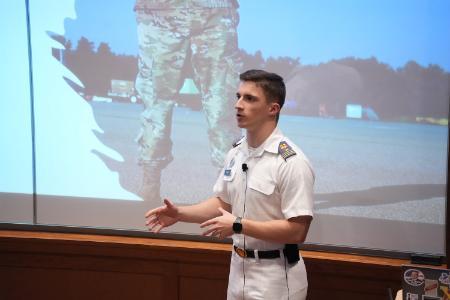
[227,251,308,300]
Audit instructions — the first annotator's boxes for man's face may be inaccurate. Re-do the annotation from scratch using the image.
[234,81,278,131]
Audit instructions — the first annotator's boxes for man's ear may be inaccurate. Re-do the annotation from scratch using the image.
[269,102,281,116]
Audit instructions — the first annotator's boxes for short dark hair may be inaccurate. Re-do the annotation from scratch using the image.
[239,69,286,110]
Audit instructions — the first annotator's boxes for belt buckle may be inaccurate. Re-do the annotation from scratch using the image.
[235,247,247,258]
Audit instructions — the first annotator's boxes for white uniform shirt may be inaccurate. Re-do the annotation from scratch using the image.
[213,127,315,299]
[214,127,314,250]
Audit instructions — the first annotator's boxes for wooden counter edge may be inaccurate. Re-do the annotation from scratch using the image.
[0,229,421,267]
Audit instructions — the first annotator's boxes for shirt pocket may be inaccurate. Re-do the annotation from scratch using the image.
[248,176,276,196]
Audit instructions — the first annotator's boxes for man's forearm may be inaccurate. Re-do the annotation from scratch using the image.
[178,197,231,224]
[240,217,312,244]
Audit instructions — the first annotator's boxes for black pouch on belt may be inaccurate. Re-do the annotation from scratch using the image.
[283,244,300,264]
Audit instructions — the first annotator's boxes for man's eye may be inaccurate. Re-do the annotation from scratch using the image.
[245,95,254,101]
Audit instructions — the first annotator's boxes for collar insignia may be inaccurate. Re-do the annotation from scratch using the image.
[232,136,245,148]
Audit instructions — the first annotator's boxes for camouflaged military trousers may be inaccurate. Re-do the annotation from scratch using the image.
[135,6,241,170]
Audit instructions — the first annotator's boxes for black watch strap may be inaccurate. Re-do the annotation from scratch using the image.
[233,216,242,234]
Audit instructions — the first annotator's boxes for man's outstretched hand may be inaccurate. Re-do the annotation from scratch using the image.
[145,198,179,233]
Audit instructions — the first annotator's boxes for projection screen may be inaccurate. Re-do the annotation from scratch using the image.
[0,0,449,256]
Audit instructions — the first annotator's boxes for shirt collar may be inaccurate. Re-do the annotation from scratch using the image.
[241,127,284,157]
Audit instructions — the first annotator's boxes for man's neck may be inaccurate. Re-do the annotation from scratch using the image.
[246,122,277,148]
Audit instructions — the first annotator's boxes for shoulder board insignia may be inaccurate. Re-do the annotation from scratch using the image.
[278,141,296,161]
[232,136,245,148]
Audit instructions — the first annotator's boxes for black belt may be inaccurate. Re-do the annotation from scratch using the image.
[233,245,281,259]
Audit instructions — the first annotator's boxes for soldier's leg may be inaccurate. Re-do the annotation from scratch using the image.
[135,8,190,201]
[135,99,174,202]
[191,7,242,168]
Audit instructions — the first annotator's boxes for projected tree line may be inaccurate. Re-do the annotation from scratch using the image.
[53,35,449,124]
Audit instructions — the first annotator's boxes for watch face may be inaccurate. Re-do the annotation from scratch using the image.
[233,218,242,233]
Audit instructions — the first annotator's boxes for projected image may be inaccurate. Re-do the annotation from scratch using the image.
[22,0,450,254]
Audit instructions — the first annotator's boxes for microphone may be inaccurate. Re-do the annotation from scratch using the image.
[242,163,248,172]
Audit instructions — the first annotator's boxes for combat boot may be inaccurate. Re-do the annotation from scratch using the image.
[139,164,162,203]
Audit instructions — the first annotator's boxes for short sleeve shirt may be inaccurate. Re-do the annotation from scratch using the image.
[213,127,315,251]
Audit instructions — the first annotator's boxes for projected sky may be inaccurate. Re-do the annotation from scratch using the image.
[64,0,450,71]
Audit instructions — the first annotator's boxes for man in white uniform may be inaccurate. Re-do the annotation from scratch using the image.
[145,69,314,299]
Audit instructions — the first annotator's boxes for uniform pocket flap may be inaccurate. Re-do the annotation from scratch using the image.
[248,176,275,195]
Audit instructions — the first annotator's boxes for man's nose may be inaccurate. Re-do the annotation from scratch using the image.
[235,97,243,109]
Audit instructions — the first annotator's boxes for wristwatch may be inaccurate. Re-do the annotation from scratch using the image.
[233,217,242,234]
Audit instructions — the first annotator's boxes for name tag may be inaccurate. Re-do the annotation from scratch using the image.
[223,157,237,181]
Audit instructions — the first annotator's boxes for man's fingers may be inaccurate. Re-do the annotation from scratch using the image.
[150,223,162,232]
[200,218,216,228]
[147,219,164,233]
[202,226,218,236]
[145,207,161,218]
[146,216,159,227]
[154,224,165,234]
[145,201,173,218]
[147,212,160,223]
[145,207,162,218]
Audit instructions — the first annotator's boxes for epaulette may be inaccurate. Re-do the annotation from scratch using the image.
[278,141,296,161]
[232,136,245,148]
